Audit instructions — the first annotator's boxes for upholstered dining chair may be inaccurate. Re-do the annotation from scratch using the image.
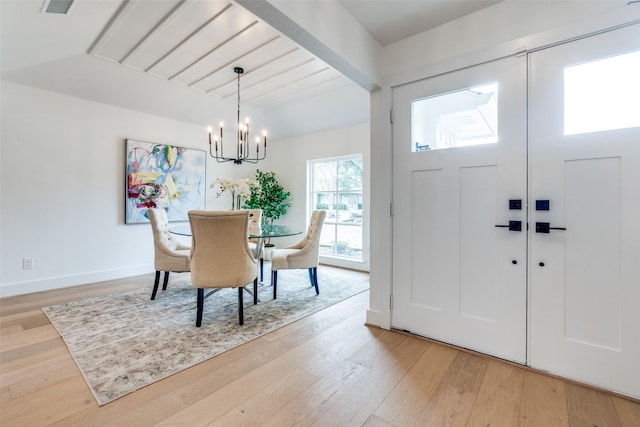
[270,210,327,299]
[147,208,191,300]
[245,208,265,280]
[188,210,258,327]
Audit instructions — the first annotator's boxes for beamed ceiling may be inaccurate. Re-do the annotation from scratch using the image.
[89,0,350,111]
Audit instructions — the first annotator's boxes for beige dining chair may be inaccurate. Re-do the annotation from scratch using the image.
[270,210,327,299]
[147,208,191,300]
[188,210,258,327]
[245,208,265,280]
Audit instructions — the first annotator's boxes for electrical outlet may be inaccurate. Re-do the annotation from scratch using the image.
[23,258,34,269]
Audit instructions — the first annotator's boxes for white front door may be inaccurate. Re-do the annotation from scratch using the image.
[528,24,640,398]
[391,55,528,363]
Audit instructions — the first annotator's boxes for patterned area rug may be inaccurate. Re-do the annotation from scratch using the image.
[42,267,369,406]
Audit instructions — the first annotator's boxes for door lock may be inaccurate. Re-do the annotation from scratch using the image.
[535,222,566,233]
[509,199,522,210]
[495,220,522,232]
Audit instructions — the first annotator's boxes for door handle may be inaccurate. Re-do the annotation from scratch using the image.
[535,222,566,233]
[495,220,522,232]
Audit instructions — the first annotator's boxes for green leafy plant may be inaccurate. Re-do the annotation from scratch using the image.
[243,169,291,225]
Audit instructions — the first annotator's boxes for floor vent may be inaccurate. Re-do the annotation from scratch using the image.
[42,0,74,15]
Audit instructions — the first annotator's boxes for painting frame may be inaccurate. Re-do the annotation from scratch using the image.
[125,139,206,224]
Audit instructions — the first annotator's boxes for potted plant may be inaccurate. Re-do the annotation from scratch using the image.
[243,170,291,256]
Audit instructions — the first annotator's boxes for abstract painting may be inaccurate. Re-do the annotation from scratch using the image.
[125,139,206,224]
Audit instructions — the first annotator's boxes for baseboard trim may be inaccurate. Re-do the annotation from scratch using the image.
[366,308,382,327]
[0,265,154,297]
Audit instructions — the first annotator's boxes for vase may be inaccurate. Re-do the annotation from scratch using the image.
[263,245,275,261]
[230,191,242,210]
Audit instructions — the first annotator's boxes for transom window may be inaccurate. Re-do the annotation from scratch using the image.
[309,155,363,261]
[564,49,640,136]
[411,82,498,151]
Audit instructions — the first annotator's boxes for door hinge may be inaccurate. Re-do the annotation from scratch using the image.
[390,294,393,309]
[390,202,394,216]
[390,109,394,123]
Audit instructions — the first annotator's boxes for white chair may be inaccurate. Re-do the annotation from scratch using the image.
[188,210,258,327]
[270,210,327,299]
[147,208,190,300]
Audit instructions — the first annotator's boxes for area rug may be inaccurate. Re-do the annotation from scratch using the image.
[42,268,369,406]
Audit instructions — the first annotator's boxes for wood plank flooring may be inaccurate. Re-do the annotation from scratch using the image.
[1,267,639,426]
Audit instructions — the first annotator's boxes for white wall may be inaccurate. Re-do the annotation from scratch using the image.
[260,123,370,271]
[1,81,154,295]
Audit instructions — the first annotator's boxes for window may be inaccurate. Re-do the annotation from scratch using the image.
[309,155,363,261]
[564,50,640,136]
[411,83,498,151]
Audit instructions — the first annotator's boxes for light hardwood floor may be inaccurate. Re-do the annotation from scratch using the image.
[1,267,639,426]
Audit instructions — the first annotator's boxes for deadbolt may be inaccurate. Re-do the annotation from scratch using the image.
[509,199,522,210]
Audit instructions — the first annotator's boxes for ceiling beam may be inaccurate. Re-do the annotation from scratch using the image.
[235,0,382,92]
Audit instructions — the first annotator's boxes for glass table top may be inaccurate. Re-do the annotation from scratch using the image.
[169,223,301,238]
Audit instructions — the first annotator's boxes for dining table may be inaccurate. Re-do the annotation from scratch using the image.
[169,223,301,259]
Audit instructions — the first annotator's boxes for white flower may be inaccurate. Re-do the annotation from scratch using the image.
[237,178,255,198]
[210,177,255,200]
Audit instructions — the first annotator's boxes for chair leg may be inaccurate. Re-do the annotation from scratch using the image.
[162,271,170,290]
[260,258,264,281]
[151,271,161,300]
[238,287,244,325]
[272,270,278,299]
[253,278,258,305]
[308,268,314,287]
[313,267,319,295]
[196,288,204,327]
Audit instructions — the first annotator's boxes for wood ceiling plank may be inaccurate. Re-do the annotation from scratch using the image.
[92,0,181,64]
[87,0,357,112]
[146,5,251,77]
[170,22,283,86]
[123,1,232,70]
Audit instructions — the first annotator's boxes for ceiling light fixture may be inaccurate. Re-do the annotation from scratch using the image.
[208,67,267,165]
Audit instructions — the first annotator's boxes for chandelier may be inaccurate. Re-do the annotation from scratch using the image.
[207,67,267,164]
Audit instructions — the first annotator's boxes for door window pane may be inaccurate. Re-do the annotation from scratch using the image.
[310,155,363,261]
[564,50,640,135]
[411,83,498,151]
